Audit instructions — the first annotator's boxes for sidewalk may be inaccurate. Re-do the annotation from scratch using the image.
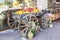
[33,22,60,40]
[0,22,60,40]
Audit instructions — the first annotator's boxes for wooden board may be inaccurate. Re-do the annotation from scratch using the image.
[52,13,60,21]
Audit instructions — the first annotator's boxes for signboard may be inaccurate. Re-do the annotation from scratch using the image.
[37,0,48,10]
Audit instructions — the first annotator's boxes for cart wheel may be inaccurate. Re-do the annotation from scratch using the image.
[18,19,29,37]
[23,14,38,22]
[22,14,40,34]
[42,15,49,29]
[7,17,17,29]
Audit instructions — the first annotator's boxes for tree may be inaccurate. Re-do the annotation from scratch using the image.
[4,0,11,5]
[0,3,3,6]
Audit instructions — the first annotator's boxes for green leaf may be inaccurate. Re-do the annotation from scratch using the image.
[4,0,11,5]
[31,29,37,36]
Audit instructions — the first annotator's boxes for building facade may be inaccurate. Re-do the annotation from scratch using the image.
[54,0,60,12]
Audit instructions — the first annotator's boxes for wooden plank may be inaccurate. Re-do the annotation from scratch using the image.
[56,2,60,4]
